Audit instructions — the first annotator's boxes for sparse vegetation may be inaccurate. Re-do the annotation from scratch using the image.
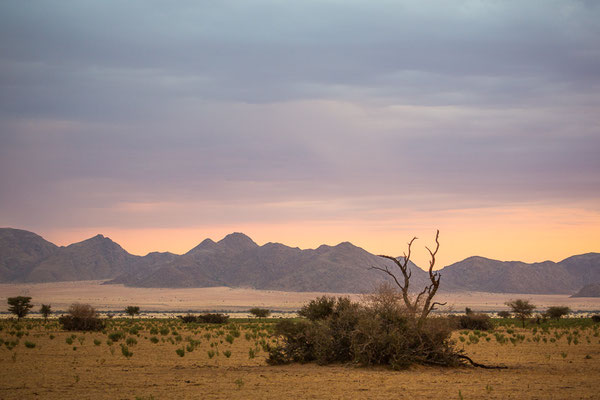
[177,313,230,324]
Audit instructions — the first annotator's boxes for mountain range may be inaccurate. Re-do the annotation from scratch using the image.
[1,227,599,295]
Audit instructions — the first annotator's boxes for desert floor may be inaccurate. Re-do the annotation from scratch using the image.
[0,319,599,399]
[1,281,600,315]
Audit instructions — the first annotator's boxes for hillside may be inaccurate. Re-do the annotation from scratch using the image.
[437,256,598,294]
[571,283,600,298]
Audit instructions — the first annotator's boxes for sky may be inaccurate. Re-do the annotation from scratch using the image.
[1,0,599,268]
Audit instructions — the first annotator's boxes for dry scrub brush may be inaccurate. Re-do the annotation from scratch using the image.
[269,231,504,370]
[59,303,105,331]
[268,289,461,369]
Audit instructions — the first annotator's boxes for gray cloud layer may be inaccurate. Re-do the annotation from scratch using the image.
[1,0,599,230]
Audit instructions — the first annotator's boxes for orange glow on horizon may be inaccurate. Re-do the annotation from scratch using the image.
[36,204,600,270]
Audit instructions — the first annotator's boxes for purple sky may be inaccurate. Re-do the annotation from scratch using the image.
[1,1,599,266]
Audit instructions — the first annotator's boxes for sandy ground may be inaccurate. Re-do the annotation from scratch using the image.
[1,281,600,314]
[0,321,599,399]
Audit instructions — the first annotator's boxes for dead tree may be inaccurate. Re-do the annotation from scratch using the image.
[370,230,446,328]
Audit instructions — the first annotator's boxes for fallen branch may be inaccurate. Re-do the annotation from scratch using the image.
[457,354,508,369]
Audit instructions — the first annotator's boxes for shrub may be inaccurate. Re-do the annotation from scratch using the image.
[592,315,600,323]
[59,303,105,331]
[68,303,97,319]
[59,316,105,331]
[497,311,511,318]
[198,313,230,324]
[126,337,138,346]
[453,313,493,331]
[545,306,571,320]
[268,293,461,369]
[120,344,133,358]
[178,314,198,323]
[108,332,124,342]
[177,313,229,324]
[298,296,337,321]
[176,348,185,357]
[24,341,36,348]
[249,308,271,318]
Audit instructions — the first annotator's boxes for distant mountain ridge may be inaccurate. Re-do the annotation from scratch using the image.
[0,227,598,294]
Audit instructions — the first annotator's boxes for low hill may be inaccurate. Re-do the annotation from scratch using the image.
[571,283,600,298]
[437,255,599,294]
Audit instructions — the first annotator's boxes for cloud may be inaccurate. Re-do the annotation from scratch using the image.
[0,0,599,244]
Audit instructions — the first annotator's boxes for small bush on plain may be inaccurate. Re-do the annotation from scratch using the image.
[268,292,461,369]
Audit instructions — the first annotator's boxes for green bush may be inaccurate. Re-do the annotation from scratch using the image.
[178,314,198,323]
[249,308,271,318]
[59,316,105,331]
[268,294,460,369]
[108,332,124,342]
[198,313,230,324]
[298,296,337,321]
[126,337,138,346]
[120,344,133,358]
[453,313,493,331]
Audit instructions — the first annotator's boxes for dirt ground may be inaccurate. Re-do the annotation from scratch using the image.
[1,281,599,314]
[1,320,599,399]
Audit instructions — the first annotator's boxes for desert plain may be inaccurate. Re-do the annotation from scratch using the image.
[1,281,600,315]
[1,281,600,399]
[0,317,599,399]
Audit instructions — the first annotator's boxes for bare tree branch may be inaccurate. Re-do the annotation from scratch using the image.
[373,230,443,328]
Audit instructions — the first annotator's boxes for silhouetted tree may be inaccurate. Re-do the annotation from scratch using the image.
[40,304,52,322]
[125,306,140,319]
[505,299,536,328]
[7,296,33,320]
